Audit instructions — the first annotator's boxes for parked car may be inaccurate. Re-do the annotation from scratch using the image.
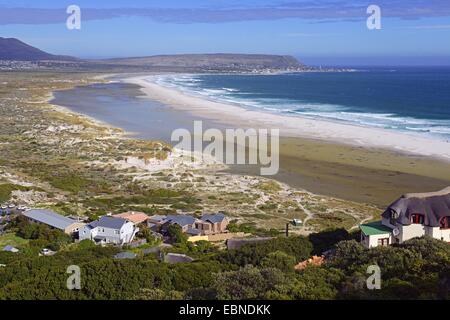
[39,248,56,256]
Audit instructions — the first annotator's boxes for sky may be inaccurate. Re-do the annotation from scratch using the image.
[0,0,450,66]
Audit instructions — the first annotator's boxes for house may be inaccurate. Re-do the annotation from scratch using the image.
[113,211,149,225]
[160,213,229,236]
[160,215,200,236]
[2,245,19,253]
[23,209,85,235]
[360,221,395,248]
[360,187,450,248]
[147,213,230,239]
[78,216,138,245]
[195,213,229,235]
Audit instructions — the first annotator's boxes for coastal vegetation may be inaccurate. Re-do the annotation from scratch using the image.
[0,183,33,202]
[0,232,447,300]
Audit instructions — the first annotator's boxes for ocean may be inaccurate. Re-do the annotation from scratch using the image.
[154,67,450,141]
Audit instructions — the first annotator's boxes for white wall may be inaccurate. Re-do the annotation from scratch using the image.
[399,224,426,242]
[427,227,450,242]
[362,233,392,248]
[78,222,137,244]
[120,222,137,243]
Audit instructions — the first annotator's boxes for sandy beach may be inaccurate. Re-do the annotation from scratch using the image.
[121,74,450,206]
[126,75,450,162]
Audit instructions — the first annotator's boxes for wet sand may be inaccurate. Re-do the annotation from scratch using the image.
[270,137,449,206]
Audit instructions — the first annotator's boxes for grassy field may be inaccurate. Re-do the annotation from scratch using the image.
[0,233,29,249]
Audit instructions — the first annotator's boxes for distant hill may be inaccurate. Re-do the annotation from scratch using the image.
[0,37,77,61]
[98,53,304,70]
[0,37,308,72]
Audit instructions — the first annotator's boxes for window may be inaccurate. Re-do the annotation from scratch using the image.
[410,214,424,224]
[389,209,398,225]
[377,238,389,246]
[440,216,450,229]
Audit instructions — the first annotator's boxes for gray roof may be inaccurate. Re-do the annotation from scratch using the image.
[166,215,196,227]
[201,213,226,224]
[114,252,137,260]
[382,187,450,227]
[148,215,167,222]
[23,209,77,231]
[186,227,202,236]
[89,216,128,230]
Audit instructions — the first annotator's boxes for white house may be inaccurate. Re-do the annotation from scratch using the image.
[360,187,450,248]
[79,216,138,245]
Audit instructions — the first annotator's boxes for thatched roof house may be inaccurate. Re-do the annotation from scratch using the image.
[381,187,450,227]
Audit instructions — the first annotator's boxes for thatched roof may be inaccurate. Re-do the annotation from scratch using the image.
[382,187,450,227]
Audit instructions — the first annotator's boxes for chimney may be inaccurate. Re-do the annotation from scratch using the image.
[285,223,289,237]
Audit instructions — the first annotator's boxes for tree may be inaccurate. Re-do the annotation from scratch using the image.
[193,241,217,254]
[135,288,184,300]
[218,236,313,267]
[212,266,269,300]
[138,226,160,246]
[292,266,343,300]
[167,224,188,244]
[328,240,368,272]
[260,251,296,273]
[78,239,96,250]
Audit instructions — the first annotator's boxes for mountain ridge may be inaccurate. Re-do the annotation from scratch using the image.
[0,37,77,61]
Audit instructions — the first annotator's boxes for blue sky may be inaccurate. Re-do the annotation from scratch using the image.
[1,0,450,66]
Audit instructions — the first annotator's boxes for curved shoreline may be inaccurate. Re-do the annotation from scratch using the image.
[47,73,450,205]
[124,74,450,163]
